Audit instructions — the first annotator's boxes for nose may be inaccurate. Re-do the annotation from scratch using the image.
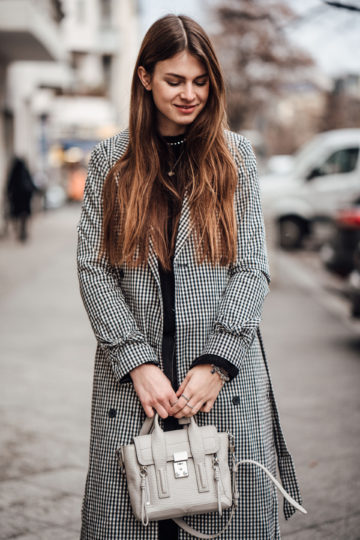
[180,83,196,102]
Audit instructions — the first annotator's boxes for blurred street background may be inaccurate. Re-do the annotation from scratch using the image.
[1,0,360,539]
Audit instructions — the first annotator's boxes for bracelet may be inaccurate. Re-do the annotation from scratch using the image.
[210,364,230,383]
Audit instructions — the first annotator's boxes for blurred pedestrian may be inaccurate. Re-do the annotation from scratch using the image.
[6,156,36,242]
[77,14,304,540]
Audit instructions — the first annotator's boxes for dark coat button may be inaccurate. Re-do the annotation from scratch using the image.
[108,408,117,418]
[232,396,240,405]
[119,269,124,278]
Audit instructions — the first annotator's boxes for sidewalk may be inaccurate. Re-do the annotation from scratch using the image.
[0,206,94,539]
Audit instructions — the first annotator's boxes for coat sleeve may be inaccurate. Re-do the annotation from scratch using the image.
[200,136,271,373]
[77,142,159,382]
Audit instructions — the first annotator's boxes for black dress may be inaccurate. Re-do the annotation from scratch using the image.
[157,135,183,539]
[157,134,238,538]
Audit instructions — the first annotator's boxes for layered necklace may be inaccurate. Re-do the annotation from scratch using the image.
[165,136,186,177]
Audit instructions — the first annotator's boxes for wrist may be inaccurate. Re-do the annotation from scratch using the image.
[130,362,159,378]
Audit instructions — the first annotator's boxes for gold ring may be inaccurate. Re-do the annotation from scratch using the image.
[181,394,190,401]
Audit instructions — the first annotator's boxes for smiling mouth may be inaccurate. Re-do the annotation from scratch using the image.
[174,104,197,109]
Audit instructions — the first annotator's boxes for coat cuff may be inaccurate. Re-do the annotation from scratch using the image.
[189,354,239,381]
[199,330,253,373]
[106,341,159,383]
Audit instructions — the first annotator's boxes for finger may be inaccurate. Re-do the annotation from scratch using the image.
[160,395,177,414]
[201,400,214,413]
[174,380,207,416]
[176,382,186,397]
[155,403,169,419]
[176,374,191,396]
[183,399,205,417]
[173,394,202,418]
[143,405,155,417]
[169,398,179,408]
[169,394,190,415]
[178,380,196,402]
[199,401,207,411]
[172,395,195,417]
[169,389,179,403]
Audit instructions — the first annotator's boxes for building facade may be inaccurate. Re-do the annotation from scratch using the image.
[1,0,139,228]
[0,0,65,228]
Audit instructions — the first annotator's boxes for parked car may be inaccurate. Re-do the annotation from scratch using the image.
[260,129,360,249]
[265,154,294,175]
[348,244,360,318]
[320,199,360,277]
[319,198,360,318]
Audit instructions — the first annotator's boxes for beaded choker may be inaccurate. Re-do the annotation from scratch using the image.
[166,138,186,146]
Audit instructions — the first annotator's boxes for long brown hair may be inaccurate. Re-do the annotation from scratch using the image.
[101,14,238,270]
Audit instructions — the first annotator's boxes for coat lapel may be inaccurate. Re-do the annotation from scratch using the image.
[147,238,161,290]
[148,191,192,287]
[174,190,192,262]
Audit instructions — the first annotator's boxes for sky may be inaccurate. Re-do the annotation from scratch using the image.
[138,0,360,78]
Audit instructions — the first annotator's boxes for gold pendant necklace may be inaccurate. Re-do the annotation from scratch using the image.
[168,149,184,177]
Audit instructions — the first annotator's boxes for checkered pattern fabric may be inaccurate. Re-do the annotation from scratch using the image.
[77,129,302,539]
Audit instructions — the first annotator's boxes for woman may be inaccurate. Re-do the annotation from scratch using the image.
[77,14,303,539]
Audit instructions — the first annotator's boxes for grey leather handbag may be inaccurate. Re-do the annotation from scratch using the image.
[116,412,307,539]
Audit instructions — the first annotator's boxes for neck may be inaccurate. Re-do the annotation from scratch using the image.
[159,130,186,137]
[156,115,186,137]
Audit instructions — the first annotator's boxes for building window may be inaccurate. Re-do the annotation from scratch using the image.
[102,55,112,95]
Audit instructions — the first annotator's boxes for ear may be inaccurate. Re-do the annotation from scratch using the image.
[137,66,152,91]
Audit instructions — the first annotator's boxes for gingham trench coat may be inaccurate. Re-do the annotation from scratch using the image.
[77,129,303,539]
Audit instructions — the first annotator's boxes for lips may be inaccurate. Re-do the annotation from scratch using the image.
[174,104,198,114]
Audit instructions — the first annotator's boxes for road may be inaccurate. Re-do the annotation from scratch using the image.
[0,205,359,539]
[263,250,360,539]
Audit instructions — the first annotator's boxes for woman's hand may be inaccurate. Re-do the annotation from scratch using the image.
[130,364,179,419]
[169,364,224,418]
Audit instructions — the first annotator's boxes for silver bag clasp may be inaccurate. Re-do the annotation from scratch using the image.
[173,451,189,478]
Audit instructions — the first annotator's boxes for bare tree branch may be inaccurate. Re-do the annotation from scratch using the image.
[323,1,360,12]
[212,0,314,130]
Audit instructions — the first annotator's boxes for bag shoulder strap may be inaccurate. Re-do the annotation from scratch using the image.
[173,457,307,539]
[173,506,236,539]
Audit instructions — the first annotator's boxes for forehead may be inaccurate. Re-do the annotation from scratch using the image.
[153,50,207,77]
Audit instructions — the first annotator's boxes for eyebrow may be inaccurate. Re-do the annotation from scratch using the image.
[164,73,208,80]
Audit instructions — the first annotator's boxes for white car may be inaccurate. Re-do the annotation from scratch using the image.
[260,129,360,249]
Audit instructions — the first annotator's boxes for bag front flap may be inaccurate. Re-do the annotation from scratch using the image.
[133,425,220,466]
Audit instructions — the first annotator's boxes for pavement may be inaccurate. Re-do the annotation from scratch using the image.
[0,206,94,539]
[0,205,359,539]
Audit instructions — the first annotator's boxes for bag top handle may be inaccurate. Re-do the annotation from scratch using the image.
[139,412,193,436]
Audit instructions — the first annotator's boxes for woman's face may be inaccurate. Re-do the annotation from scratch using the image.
[138,51,210,136]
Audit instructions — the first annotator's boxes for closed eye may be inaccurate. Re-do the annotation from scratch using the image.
[165,77,209,88]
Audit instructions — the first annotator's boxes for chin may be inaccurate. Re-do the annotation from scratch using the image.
[175,115,198,126]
